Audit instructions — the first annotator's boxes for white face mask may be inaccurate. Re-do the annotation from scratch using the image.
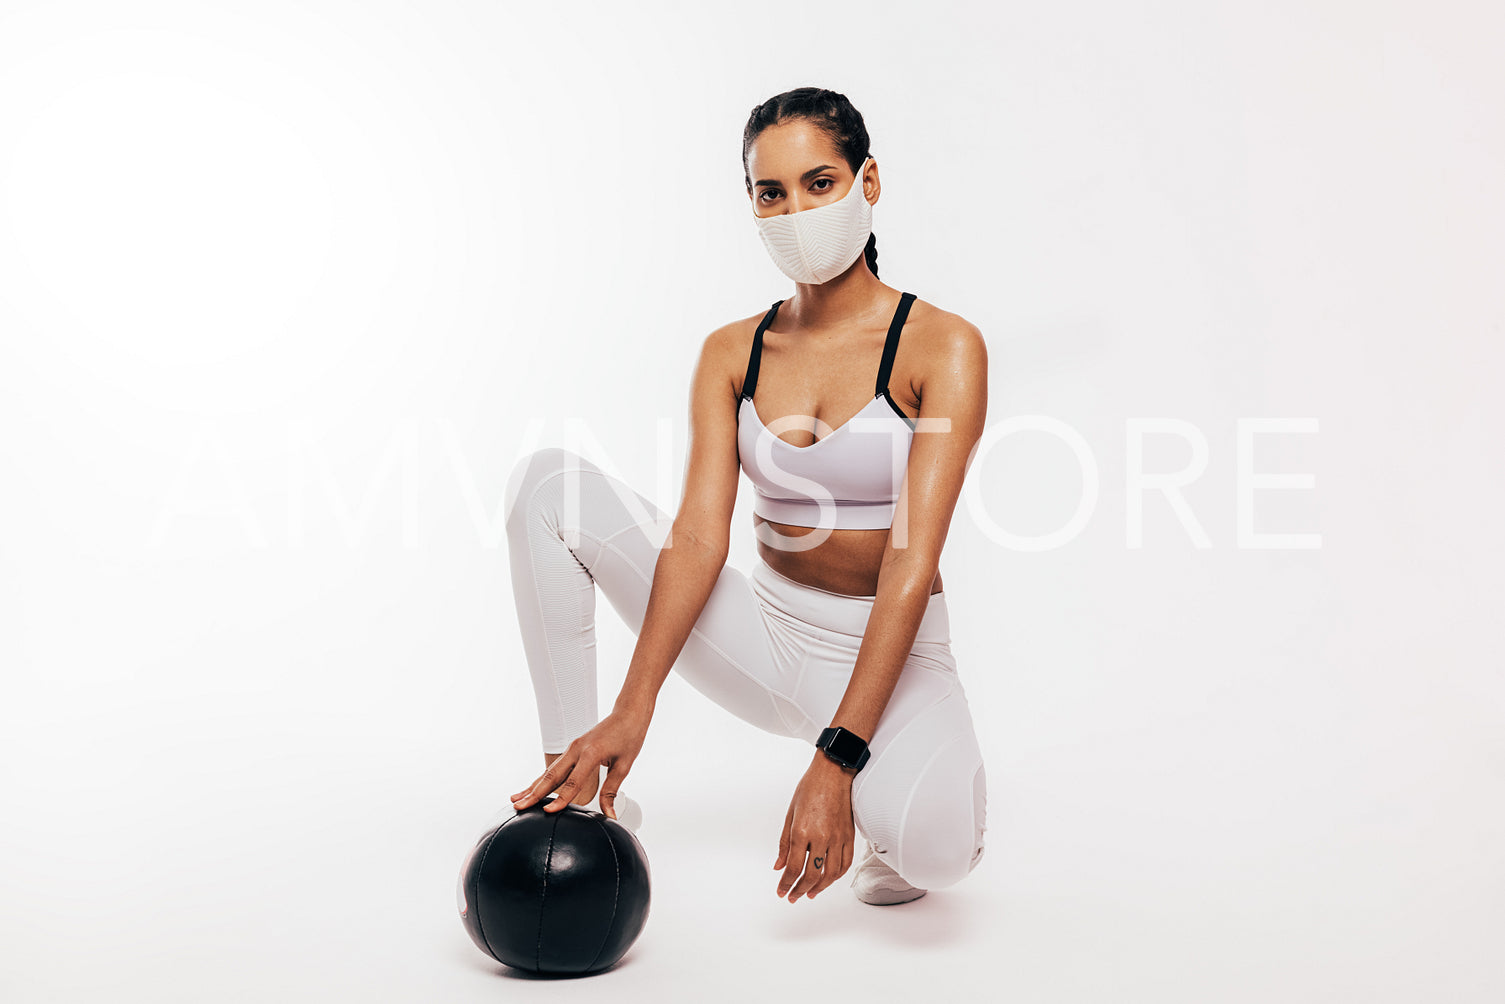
[752,156,873,284]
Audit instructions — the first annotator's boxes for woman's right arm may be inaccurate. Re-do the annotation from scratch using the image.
[611,323,744,724]
[510,324,746,818]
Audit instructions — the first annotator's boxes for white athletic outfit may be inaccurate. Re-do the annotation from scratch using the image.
[503,293,987,889]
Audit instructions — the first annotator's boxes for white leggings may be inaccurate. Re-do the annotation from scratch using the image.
[503,447,988,889]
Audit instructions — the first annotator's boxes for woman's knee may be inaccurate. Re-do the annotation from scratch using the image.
[505,447,592,528]
[892,751,988,890]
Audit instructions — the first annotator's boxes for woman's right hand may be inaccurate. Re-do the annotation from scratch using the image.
[509,706,652,821]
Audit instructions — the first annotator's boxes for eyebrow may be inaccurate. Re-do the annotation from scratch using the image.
[752,164,841,188]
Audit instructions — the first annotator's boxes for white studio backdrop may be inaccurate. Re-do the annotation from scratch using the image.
[0,1,1501,1002]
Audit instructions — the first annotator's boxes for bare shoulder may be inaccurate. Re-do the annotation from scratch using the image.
[703,306,770,398]
[906,297,987,391]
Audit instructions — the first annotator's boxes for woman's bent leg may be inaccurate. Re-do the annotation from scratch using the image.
[752,561,989,891]
[804,650,987,890]
[854,672,988,889]
[504,447,807,755]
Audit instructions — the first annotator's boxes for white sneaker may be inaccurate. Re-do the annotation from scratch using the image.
[607,793,643,834]
[850,840,927,905]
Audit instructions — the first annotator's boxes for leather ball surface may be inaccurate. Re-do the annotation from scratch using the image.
[458,796,651,976]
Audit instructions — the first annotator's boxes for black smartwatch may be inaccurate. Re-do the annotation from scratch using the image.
[816,726,871,772]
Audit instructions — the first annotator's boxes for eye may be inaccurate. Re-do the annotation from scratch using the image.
[758,189,781,204]
[812,177,834,192]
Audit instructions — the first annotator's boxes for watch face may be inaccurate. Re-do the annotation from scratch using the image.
[822,727,867,766]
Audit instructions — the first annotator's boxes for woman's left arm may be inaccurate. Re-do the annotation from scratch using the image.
[822,319,989,753]
[775,321,989,901]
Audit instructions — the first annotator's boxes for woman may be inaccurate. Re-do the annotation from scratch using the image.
[505,87,989,906]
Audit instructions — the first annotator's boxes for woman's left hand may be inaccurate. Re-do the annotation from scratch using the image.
[774,755,857,902]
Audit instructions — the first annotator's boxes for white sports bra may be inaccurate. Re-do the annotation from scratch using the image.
[737,292,919,530]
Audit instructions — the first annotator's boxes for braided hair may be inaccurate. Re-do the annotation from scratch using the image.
[742,87,879,279]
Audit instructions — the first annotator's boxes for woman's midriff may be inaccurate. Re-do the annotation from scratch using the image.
[753,515,944,598]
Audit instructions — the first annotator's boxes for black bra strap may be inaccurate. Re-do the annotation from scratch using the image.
[742,299,783,400]
[875,292,917,397]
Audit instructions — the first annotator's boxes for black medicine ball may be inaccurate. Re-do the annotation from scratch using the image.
[459,796,651,976]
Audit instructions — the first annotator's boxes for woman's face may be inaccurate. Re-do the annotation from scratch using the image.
[747,120,875,219]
